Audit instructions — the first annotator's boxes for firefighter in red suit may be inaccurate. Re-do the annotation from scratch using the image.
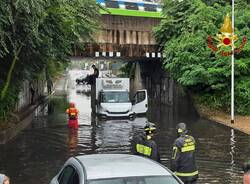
[66,102,79,129]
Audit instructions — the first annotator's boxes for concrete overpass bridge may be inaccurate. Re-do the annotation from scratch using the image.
[73,0,187,110]
[74,0,162,59]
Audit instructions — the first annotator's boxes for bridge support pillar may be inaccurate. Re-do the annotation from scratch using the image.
[131,62,144,95]
[91,84,96,113]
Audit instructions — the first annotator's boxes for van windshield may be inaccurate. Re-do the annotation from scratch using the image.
[101,91,130,103]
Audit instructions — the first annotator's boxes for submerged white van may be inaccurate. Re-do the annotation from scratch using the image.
[93,78,148,118]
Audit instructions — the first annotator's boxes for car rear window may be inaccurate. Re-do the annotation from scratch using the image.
[87,175,181,184]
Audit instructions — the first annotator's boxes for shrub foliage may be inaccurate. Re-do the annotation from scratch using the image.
[155,0,250,115]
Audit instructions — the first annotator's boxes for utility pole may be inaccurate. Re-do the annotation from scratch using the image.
[231,0,235,124]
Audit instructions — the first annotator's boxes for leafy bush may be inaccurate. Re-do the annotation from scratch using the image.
[155,0,250,115]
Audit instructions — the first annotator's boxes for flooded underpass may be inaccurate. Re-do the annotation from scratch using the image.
[0,69,249,184]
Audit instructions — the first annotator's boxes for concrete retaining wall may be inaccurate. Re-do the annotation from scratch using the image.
[16,79,46,111]
[131,60,199,119]
[0,112,33,144]
[0,97,49,144]
[0,74,47,144]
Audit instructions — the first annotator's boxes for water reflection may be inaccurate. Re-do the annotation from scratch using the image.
[94,117,147,154]
[0,69,249,184]
[228,129,237,183]
[147,102,249,184]
[67,129,78,155]
[0,97,250,184]
[230,129,236,165]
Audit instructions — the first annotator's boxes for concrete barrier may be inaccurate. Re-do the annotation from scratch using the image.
[0,96,51,144]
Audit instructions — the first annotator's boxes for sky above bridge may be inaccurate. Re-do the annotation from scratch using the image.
[97,0,162,18]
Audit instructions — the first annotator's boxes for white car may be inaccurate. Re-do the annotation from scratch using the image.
[50,154,183,184]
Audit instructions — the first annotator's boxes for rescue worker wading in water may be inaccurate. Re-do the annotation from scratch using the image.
[133,122,160,162]
[171,123,198,184]
[66,102,79,129]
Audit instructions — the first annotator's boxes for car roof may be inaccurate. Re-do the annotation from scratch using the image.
[75,154,172,180]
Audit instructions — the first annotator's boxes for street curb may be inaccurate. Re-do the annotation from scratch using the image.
[203,116,250,135]
[195,103,250,135]
[0,92,54,145]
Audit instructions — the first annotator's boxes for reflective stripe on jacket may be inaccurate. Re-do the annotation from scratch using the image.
[134,135,160,162]
[136,144,152,156]
[171,134,198,182]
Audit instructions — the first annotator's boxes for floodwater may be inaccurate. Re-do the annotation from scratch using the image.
[0,69,249,184]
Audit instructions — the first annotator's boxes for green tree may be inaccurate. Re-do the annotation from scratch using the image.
[155,0,250,114]
[0,0,100,119]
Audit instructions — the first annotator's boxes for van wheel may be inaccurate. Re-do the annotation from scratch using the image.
[129,113,135,120]
[97,114,107,120]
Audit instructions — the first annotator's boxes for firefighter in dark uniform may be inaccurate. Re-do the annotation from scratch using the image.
[171,123,198,184]
[133,122,160,162]
[88,64,99,84]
